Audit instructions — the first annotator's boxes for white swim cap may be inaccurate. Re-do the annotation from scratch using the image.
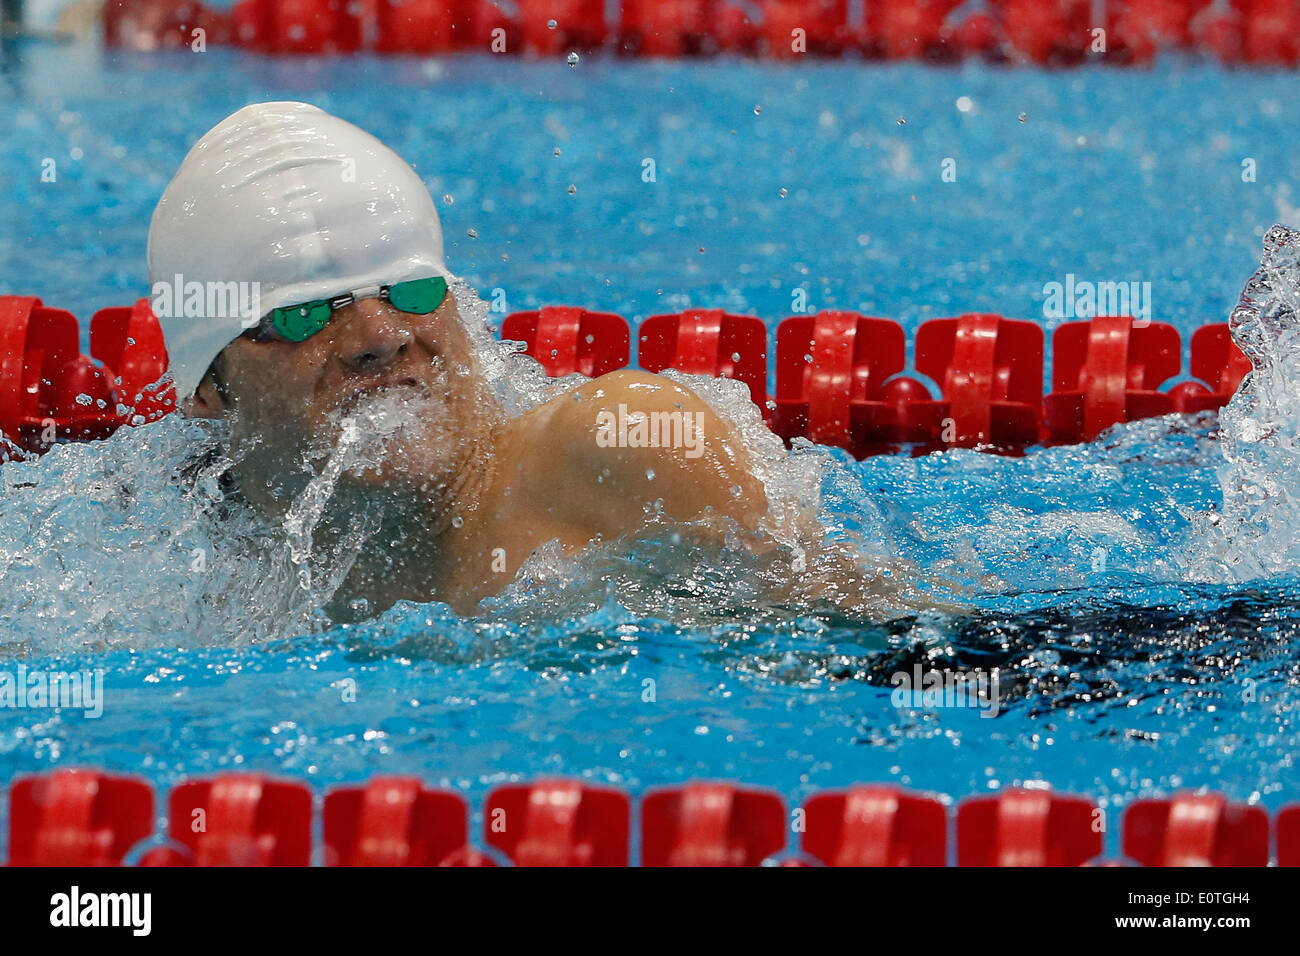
[148,101,449,399]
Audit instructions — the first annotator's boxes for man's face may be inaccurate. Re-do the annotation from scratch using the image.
[191,289,489,511]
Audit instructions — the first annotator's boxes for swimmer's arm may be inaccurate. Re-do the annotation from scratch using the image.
[550,370,770,535]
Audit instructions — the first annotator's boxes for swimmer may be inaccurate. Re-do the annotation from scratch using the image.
[151,102,775,616]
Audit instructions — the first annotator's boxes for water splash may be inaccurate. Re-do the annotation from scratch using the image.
[0,281,929,652]
[1191,224,1300,579]
[0,287,530,651]
[281,388,428,592]
[0,259,1273,659]
[0,414,248,651]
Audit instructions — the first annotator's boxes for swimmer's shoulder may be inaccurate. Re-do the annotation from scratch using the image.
[564,368,709,413]
[539,368,719,450]
[517,369,766,529]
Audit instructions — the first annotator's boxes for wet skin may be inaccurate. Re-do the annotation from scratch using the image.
[187,293,770,615]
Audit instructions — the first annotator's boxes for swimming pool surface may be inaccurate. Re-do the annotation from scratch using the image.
[2,42,1300,860]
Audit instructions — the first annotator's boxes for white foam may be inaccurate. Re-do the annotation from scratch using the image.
[1189,223,1300,580]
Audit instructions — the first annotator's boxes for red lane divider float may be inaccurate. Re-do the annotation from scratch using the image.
[641,782,787,866]
[90,298,176,423]
[771,310,938,456]
[103,0,234,49]
[997,0,1092,67]
[915,313,1043,449]
[138,774,313,866]
[485,779,630,866]
[1277,804,1300,867]
[101,0,1300,66]
[0,293,1251,461]
[518,0,607,55]
[621,0,722,57]
[801,784,947,866]
[1123,792,1270,867]
[323,776,478,866]
[8,769,154,867]
[229,0,503,55]
[638,308,769,414]
[1044,315,1181,444]
[1180,322,1254,412]
[957,787,1102,866]
[500,304,630,377]
[0,296,173,460]
[863,0,957,60]
[760,0,852,58]
[5,771,1295,866]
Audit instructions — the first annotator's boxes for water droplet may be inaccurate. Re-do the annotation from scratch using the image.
[553,147,561,157]
[568,184,577,195]
[645,468,656,481]
[753,105,762,115]
[74,393,92,406]
[467,228,478,239]
[730,352,741,362]
[451,516,464,528]
[698,247,705,254]
[547,18,557,29]
[897,116,906,126]
[442,193,454,205]
[566,51,579,67]
[1018,112,1027,123]
[779,187,788,198]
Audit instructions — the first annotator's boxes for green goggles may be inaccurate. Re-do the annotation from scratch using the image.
[248,275,449,343]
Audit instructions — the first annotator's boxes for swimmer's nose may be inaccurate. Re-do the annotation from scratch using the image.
[334,300,412,372]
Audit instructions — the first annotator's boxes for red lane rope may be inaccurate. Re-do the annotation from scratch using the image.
[0,295,1250,460]
[102,0,1300,68]
[2,769,1287,866]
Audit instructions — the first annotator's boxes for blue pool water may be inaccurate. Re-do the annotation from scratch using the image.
[3,42,1300,860]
